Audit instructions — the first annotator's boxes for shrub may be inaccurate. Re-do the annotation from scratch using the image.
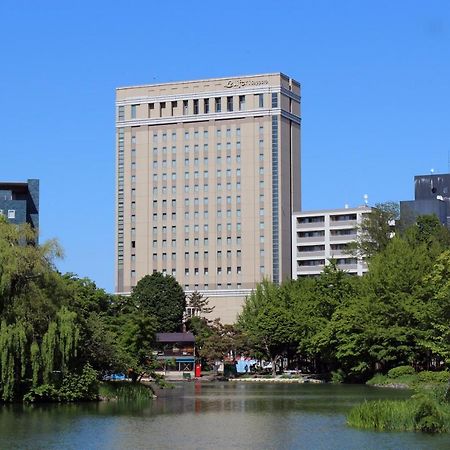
[331,369,345,384]
[58,364,98,401]
[366,374,389,386]
[24,364,99,403]
[23,384,60,403]
[387,366,415,378]
[417,371,450,384]
[414,397,447,433]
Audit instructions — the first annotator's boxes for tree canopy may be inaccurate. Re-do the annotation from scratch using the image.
[131,273,186,333]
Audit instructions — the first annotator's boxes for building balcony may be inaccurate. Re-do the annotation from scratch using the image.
[296,250,326,258]
[329,234,357,242]
[296,264,325,273]
[295,221,325,230]
[329,220,357,228]
[296,236,325,244]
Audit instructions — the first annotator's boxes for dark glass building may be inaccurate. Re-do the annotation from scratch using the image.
[400,173,450,228]
[0,179,39,231]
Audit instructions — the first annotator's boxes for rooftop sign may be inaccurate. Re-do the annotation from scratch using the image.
[224,79,269,89]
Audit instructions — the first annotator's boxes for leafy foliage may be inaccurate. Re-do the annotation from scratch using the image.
[131,273,185,332]
[238,214,450,381]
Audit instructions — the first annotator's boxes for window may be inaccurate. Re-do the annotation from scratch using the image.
[185,131,189,140]
[118,106,124,120]
[193,99,199,115]
[215,97,221,113]
[204,99,210,114]
[183,100,188,115]
[131,104,137,119]
[239,95,245,111]
[272,92,278,108]
[227,96,233,112]
[256,93,264,108]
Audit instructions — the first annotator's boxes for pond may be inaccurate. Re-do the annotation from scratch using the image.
[1,382,449,449]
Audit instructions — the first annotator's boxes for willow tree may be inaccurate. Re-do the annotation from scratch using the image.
[0,216,62,316]
[0,307,79,401]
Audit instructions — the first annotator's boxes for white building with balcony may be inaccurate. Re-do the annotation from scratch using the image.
[292,206,371,278]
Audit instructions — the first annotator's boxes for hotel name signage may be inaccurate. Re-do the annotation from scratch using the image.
[224,79,269,89]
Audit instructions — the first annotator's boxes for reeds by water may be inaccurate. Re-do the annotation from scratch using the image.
[99,382,154,401]
[347,397,450,433]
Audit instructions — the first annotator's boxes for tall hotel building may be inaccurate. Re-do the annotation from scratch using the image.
[116,73,301,323]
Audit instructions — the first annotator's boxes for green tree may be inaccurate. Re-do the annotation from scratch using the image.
[237,279,296,375]
[349,202,398,258]
[187,290,215,317]
[131,273,186,332]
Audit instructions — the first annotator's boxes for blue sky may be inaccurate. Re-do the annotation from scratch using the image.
[1,0,449,291]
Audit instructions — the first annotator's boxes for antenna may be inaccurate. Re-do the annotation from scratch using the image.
[363,194,369,206]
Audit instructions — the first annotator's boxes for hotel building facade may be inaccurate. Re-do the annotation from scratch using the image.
[116,73,301,323]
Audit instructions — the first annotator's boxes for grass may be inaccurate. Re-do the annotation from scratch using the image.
[347,397,450,433]
[99,381,154,402]
[348,379,450,433]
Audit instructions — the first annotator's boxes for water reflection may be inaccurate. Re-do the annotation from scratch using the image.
[0,382,449,450]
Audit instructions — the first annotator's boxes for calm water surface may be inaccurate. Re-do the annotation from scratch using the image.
[1,382,450,450]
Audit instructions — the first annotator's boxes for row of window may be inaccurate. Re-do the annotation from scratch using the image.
[132,234,266,251]
[149,126,247,142]
[297,228,357,238]
[119,93,269,120]
[297,213,360,224]
[149,168,244,180]
[297,243,350,252]
[149,144,247,159]
[298,258,357,267]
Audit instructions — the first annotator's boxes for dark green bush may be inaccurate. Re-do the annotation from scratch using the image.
[23,385,60,403]
[414,398,447,433]
[417,371,450,384]
[58,364,98,401]
[387,366,415,378]
[331,369,345,384]
[23,364,99,403]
